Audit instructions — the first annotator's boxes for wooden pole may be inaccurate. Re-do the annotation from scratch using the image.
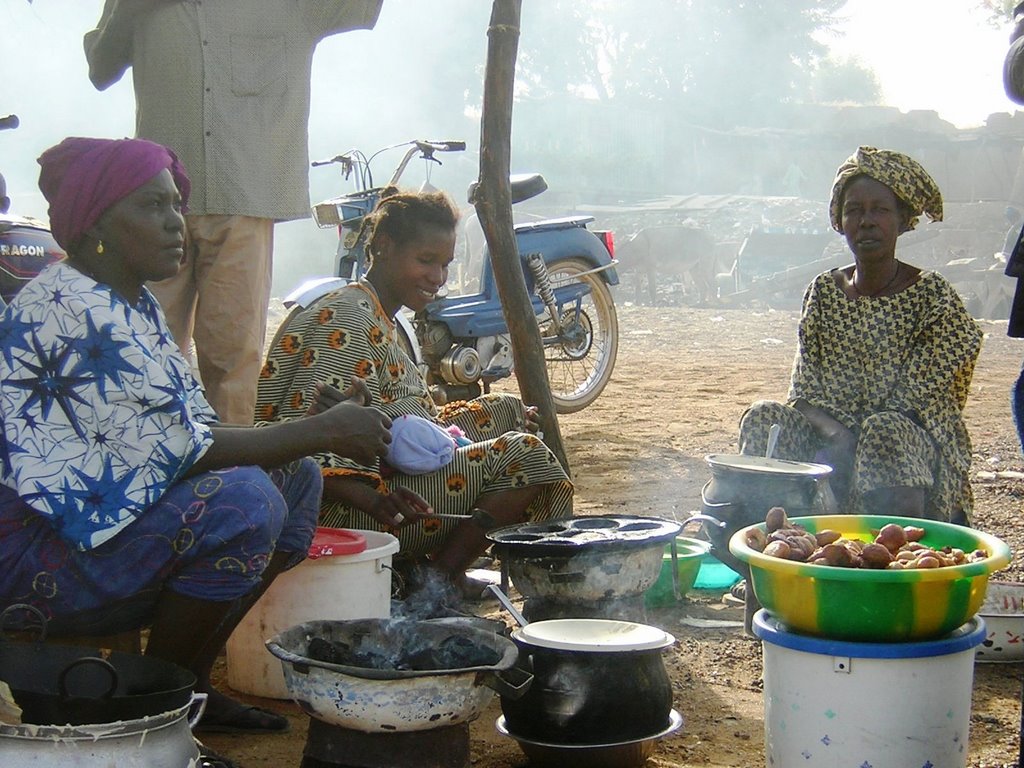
[473,0,571,478]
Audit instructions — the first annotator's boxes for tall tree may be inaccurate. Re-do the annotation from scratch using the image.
[514,0,865,126]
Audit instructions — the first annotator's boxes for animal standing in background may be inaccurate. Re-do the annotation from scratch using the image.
[616,225,719,306]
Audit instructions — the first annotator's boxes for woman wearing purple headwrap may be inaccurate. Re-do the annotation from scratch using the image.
[0,137,392,738]
[738,147,982,524]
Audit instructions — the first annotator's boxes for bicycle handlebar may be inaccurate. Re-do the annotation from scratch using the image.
[416,140,466,152]
[311,138,466,193]
[0,115,20,131]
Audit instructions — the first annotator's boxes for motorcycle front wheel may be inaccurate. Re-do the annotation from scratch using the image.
[543,257,619,414]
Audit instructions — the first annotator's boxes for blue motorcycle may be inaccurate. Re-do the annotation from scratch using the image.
[0,114,66,311]
[283,139,619,413]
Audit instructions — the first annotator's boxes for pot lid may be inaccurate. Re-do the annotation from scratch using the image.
[513,619,674,652]
[307,527,367,559]
[705,453,832,478]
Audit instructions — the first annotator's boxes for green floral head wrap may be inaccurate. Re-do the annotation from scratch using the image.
[828,146,943,234]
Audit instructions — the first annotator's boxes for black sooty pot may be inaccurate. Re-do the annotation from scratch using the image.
[500,618,674,745]
[0,640,196,725]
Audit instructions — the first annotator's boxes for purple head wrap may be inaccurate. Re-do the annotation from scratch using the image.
[37,137,191,252]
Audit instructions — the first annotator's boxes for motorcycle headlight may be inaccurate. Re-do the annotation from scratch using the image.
[312,202,341,229]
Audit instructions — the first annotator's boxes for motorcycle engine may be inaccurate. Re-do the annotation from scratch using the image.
[416,319,482,386]
[416,320,454,366]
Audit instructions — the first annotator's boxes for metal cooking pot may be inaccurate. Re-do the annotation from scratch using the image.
[703,454,833,515]
[0,640,197,726]
[0,700,204,768]
[500,618,675,745]
[487,515,682,603]
[698,454,837,574]
[266,617,531,733]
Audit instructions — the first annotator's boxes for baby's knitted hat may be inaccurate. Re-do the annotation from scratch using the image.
[385,414,456,475]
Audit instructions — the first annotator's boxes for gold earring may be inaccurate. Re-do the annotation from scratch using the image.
[96,240,104,255]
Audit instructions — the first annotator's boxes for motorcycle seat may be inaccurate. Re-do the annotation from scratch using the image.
[466,173,548,206]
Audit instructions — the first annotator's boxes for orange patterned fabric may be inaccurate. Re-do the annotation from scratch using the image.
[255,282,572,556]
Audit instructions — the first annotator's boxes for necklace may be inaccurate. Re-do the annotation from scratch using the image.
[852,261,901,299]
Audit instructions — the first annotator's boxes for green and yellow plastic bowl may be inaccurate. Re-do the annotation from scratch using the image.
[729,515,1011,642]
[644,536,712,608]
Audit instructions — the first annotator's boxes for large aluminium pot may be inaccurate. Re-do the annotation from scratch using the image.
[0,639,197,726]
[500,618,675,745]
[0,701,203,768]
[267,618,531,733]
[699,454,836,575]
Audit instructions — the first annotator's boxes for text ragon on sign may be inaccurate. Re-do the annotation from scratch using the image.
[0,245,45,257]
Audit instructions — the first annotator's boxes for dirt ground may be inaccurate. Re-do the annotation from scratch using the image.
[202,298,1024,768]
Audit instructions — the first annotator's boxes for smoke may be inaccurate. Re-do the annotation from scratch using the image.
[1,0,489,297]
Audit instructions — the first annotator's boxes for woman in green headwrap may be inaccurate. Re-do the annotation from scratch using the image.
[739,147,982,524]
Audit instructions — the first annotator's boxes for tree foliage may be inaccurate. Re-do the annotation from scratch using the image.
[977,0,1019,26]
[514,0,876,126]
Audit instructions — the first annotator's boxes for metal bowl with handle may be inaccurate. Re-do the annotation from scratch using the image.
[266,617,530,733]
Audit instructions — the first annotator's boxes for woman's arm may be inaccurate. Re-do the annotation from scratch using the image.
[322,474,432,527]
[186,400,391,476]
[888,278,982,419]
[791,398,851,443]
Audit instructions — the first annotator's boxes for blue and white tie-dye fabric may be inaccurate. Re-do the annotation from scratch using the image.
[0,261,215,550]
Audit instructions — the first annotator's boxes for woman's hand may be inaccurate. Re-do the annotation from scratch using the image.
[322,476,432,528]
[305,378,371,416]
[368,487,433,527]
[523,404,542,434]
[814,426,857,499]
[315,397,392,466]
[792,398,856,496]
[196,377,387,475]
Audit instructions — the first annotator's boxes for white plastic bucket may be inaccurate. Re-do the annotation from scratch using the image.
[754,609,985,768]
[226,529,399,699]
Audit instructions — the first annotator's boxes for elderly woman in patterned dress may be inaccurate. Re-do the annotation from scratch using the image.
[256,190,573,601]
[739,147,982,524]
[0,137,393,741]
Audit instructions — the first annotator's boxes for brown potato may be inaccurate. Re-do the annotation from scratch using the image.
[841,538,866,554]
[787,534,818,560]
[765,507,789,533]
[903,525,926,542]
[745,527,767,552]
[860,543,893,569]
[815,529,842,546]
[763,540,791,559]
[821,543,857,568]
[875,523,907,553]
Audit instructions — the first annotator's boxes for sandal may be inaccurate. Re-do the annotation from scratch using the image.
[195,692,289,734]
[730,580,747,601]
[722,579,746,607]
[194,739,241,768]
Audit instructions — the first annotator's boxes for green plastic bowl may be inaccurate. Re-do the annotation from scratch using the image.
[645,536,712,607]
[729,515,1011,642]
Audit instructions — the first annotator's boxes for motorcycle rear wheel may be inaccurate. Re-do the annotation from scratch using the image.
[543,257,619,413]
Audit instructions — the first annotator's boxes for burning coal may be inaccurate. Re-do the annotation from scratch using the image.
[306,626,499,671]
